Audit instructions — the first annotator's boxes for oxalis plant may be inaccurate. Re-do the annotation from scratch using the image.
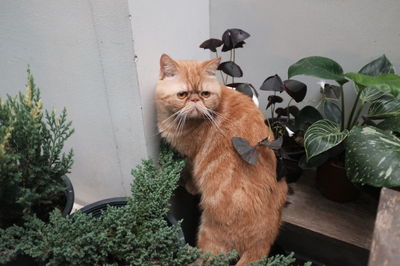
[0,144,306,266]
[200,29,312,181]
[289,55,400,187]
[0,69,74,228]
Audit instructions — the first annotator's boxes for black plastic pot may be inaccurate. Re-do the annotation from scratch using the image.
[61,175,74,217]
[4,176,74,266]
[316,161,360,203]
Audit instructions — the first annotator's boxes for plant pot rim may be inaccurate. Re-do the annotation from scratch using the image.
[61,175,74,217]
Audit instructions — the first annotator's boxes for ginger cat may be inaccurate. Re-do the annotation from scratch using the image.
[155,54,287,265]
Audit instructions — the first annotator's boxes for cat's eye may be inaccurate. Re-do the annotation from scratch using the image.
[200,91,211,98]
[177,91,188,99]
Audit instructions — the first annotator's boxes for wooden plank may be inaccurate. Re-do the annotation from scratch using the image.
[277,223,369,266]
[282,170,378,249]
[369,188,400,266]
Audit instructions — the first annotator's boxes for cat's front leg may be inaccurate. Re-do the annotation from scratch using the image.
[178,161,200,195]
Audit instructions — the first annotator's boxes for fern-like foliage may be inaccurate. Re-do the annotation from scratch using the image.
[0,144,307,265]
[0,69,74,228]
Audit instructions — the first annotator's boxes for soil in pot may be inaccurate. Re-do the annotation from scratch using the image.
[316,161,360,203]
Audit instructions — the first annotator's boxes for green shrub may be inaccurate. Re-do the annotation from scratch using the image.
[0,145,305,266]
[0,69,74,228]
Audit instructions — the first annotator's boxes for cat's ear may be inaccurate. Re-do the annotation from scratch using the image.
[203,57,221,76]
[160,54,178,79]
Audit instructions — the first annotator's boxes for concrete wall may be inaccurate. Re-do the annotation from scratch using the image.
[0,0,210,205]
[210,0,400,116]
[0,0,147,205]
[128,0,210,158]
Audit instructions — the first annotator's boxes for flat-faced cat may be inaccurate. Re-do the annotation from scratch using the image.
[155,54,287,265]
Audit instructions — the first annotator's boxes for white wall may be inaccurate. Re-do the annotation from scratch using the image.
[128,0,211,158]
[210,0,400,117]
[0,0,147,205]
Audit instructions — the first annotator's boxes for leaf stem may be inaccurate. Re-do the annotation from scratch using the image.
[287,98,293,123]
[340,85,345,131]
[215,51,225,84]
[346,86,363,129]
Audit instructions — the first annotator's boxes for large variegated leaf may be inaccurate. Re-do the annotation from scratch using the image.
[367,98,400,119]
[359,87,386,103]
[304,119,348,160]
[288,56,347,85]
[345,72,400,97]
[378,116,400,133]
[346,126,400,187]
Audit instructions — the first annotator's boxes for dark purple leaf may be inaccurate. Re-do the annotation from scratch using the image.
[218,61,243,77]
[232,137,258,165]
[226,83,242,88]
[287,106,300,117]
[259,136,283,150]
[266,95,283,109]
[260,75,284,92]
[221,29,250,51]
[275,106,299,117]
[275,107,287,117]
[199,38,224,52]
[222,41,246,51]
[237,83,258,98]
[283,79,307,102]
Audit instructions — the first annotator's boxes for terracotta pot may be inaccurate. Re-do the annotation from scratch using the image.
[316,161,360,203]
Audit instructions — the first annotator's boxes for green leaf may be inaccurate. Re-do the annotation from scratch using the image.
[294,105,323,131]
[358,55,395,76]
[359,87,386,104]
[288,56,347,85]
[345,72,400,97]
[377,116,400,133]
[304,119,348,160]
[367,98,400,119]
[323,99,342,125]
[346,126,400,187]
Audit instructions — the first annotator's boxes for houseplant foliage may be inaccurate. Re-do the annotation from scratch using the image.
[0,69,74,228]
[289,55,400,187]
[201,29,313,182]
[0,144,303,266]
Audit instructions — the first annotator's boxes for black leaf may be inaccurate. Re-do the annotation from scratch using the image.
[283,79,307,102]
[218,61,243,77]
[266,95,283,109]
[295,105,323,131]
[222,41,246,52]
[232,137,258,165]
[259,136,283,150]
[236,83,257,98]
[199,38,224,52]
[275,107,287,118]
[221,29,250,52]
[260,75,284,92]
[275,106,299,118]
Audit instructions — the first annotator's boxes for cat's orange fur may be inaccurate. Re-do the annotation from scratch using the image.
[155,54,288,265]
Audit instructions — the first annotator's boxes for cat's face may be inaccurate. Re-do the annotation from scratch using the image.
[155,54,221,119]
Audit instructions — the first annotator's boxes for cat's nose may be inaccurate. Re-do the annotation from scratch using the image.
[191,98,200,102]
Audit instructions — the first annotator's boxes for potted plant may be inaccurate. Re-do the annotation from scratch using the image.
[287,55,400,201]
[0,144,304,266]
[0,69,74,264]
[200,29,318,182]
